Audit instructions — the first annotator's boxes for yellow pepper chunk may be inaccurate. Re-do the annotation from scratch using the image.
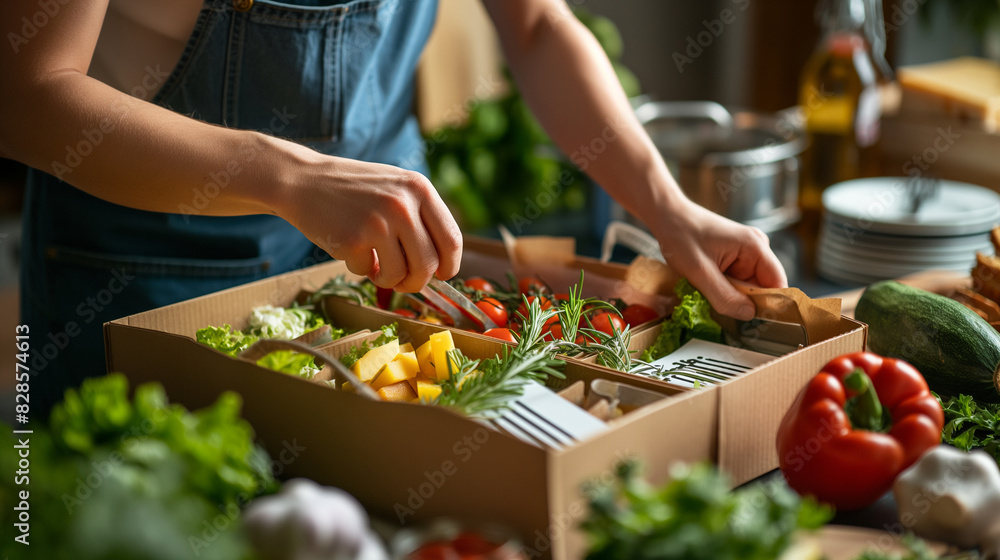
[376,381,417,402]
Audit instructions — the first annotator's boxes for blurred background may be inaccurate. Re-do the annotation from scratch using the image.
[3,0,1000,332]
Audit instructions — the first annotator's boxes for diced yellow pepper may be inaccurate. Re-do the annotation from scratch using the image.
[416,340,436,378]
[392,351,420,378]
[430,331,456,381]
[371,359,418,391]
[417,380,442,401]
[351,339,400,383]
[377,380,417,402]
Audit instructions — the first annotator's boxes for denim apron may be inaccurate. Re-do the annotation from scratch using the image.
[20,0,438,412]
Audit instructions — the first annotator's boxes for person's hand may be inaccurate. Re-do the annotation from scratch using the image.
[274,154,462,292]
[652,199,787,321]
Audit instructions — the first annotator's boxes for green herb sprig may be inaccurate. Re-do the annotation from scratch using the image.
[937,392,999,467]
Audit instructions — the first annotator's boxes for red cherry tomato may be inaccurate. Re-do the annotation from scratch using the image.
[483,328,517,343]
[463,277,495,293]
[589,311,626,337]
[622,304,658,327]
[394,308,418,318]
[474,297,508,328]
[516,295,552,322]
[518,277,547,295]
[546,322,585,344]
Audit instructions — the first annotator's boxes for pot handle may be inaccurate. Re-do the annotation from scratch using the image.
[634,100,734,128]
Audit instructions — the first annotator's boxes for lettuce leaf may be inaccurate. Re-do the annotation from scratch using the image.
[255,350,320,379]
[641,278,722,362]
[340,323,399,369]
[196,325,259,357]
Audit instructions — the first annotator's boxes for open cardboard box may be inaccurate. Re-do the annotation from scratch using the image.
[104,258,715,560]
[103,239,867,560]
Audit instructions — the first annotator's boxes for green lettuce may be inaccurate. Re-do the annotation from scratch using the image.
[256,350,320,379]
[197,305,346,378]
[340,323,399,369]
[641,278,722,362]
[196,324,259,357]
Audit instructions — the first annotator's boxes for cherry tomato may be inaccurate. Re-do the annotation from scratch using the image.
[474,297,508,328]
[546,322,585,344]
[518,276,547,295]
[589,311,626,337]
[622,304,658,327]
[516,295,552,322]
[483,328,517,343]
[394,308,418,318]
[463,277,495,293]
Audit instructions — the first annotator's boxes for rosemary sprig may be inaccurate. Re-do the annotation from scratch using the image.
[434,347,565,419]
[432,293,566,419]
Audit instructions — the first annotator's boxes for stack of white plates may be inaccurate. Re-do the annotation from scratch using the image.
[817,178,1000,286]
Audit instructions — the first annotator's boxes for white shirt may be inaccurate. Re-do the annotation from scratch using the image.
[88,0,203,99]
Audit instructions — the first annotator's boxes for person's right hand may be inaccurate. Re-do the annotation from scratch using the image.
[273,152,462,293]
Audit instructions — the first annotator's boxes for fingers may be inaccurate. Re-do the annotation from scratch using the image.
[417,183,463,280]
[343,247,377,278]
[726,227,788,289]
[369,239,407,289]
[394,227,440,293]
[686,260,756,321]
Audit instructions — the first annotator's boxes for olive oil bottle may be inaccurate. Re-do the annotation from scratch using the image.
[797,0,890,274]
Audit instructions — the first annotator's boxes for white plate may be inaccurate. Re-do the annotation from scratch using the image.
[823,178,1000,236]
[819,237,987,266]
[822,220,994,252]
[819,247,972,279]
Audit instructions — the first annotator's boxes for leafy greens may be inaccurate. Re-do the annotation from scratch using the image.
[580,460,831,560]
[1,374,274,560]
[641,278,722,362]
[937,393,999,467]
[197,304,344,379]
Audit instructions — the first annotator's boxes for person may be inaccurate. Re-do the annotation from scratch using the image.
[1,0,786,412]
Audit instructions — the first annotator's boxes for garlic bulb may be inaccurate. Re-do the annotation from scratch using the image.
[244,478,388,560]
[893,446,1000,559]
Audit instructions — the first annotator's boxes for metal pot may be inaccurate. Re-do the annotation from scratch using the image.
[633,100,805,233]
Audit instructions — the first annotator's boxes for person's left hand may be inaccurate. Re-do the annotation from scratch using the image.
[651,199,788,321]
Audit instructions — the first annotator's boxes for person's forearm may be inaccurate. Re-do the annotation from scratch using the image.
[1,71,302,217]
[488,4,688,237]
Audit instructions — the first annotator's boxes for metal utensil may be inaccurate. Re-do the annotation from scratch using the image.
[420,278,498,331]
[727,317,809,356]
[908,175,940,214]
[238,338,380,400]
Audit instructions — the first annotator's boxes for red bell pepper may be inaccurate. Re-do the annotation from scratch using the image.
[777,352,944,510]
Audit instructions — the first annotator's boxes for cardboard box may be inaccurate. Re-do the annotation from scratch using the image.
[570,317,868,486]
[105,259,716,560]
[104,243,866,560]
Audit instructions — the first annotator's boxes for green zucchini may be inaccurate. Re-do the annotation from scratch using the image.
[855,280,1000,403]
